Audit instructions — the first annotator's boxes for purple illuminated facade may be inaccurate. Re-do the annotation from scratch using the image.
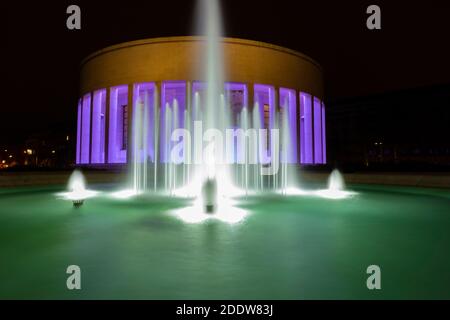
[279,88,297,164]
[160,81,187,162]
[133,82,156,162]
[91,89,106,164]
[76,82,326,166]
[300,92,314,164]
[80,93,91,164]
[108,85,128,164]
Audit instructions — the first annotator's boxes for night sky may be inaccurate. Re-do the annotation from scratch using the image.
[5,0,450,145]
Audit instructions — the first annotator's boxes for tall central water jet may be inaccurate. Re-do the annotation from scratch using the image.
[199,0,225,212]
[202,0,224,158]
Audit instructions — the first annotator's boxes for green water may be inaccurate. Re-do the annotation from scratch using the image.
[0,184,449,299]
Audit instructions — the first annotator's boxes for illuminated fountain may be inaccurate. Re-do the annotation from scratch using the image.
[58,170,98,206]
[328,169,345,192]
[84,0,355,220]
[315,169,355,200]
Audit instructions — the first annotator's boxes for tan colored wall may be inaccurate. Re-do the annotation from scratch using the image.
[80,36,324,99]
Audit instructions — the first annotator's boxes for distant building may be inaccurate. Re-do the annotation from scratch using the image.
[0,130,73,170]
[327,85,450,170]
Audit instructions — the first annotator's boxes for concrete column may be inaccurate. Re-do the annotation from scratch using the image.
[104,88,111,164]
[126,83,134,165]
[273,87,279,167]
[77,98,82,165]
[88,92,93,164]
[155,81,162,163]
[296,90,301,164]
[185,81,191,164]
[273,86,279,127]
[186,81,192,116]
[322,102,327,164]
[311,94,315,164]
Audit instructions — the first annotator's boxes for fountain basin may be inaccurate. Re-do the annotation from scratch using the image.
[0,183,449,299]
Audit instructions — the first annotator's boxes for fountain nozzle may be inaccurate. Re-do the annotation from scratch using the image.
[202,178,217,214]
[72,199,84,208]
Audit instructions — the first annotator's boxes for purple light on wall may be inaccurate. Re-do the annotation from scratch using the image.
[254,84,275,164]
[76,99,82,164]
[322,102,326,164]
[80,93,91,164]
[108,85,128,164]
[254,84,275,128]
[224,82,247,106]
[160,81,186,162]
[192,81,207,92]
[299,94,305,164]
[313,97,323,164]
[224,82,247,163]
[300,92,313,164]
[133,82,155,162]
[91,89,106,164]
[192,81,206,119]
[279,88,297,164]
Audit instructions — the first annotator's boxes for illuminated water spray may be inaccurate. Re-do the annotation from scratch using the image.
[315,169,355,199]
[199,0,224,212]
[58,169,98,206]
[68,169,86,195]
[328,169,345,192]
[131,95,149,194]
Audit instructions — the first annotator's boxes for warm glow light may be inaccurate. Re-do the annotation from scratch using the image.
[26,149,33,155]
